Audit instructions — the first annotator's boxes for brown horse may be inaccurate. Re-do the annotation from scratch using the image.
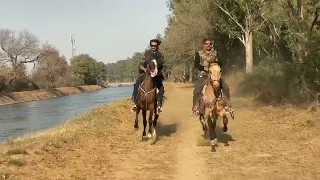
[198,63,232,152]
[134,59,160,144]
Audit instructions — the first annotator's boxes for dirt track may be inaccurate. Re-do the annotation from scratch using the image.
[0,83,319,180]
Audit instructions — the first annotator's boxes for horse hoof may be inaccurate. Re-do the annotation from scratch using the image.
[151,129,157,145]
[211,145,216,152]
[141,136,148,141]
[134,124,139,129]
[147,133,152,138]
[223,126,228,132]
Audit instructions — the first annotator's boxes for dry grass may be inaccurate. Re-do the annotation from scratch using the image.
[0,97,134,179]
[0,82,319,180]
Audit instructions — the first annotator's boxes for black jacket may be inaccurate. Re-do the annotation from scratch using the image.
[139,50,165,79]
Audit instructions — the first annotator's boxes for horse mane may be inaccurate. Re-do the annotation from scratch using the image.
[149,59,158,77]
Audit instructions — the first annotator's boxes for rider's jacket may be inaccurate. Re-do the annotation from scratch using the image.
[194,49,221,76]
[139,50,165,79]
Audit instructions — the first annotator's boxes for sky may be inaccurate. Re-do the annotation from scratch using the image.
[1,0,170,65]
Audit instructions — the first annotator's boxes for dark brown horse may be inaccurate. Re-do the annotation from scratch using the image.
[198,63,233,152]
[134,59,160,144]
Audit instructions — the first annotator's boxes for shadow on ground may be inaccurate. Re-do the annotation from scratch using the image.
[197,125,236,147]
[156,122,178,139]
[216,126,236,146]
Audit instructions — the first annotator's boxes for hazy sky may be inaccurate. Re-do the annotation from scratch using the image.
[1,0,170,64]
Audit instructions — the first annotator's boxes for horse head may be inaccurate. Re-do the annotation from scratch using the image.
[147,59,158,78]
[208,63,221,90]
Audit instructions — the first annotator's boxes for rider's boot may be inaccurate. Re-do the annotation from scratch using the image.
[157,95,163,114]
[190,94,200,117]
[157,86,164,114]
[131,95,138,113]
[131,82,140,112]
[222,91,233,113]
[131,105,137,112]
[220,80,234,113]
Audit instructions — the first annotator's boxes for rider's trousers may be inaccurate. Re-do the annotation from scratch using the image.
[132,74,164,107]
[192,75,231,110]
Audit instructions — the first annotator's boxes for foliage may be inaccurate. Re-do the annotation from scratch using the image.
[69,54,106,85]
[31,44,68,88]
[159,0,320,105]
[1,0,319,108]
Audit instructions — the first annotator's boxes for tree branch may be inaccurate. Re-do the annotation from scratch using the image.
[310,8,320,34]
[214,2,246,33]
[238,35,245,45]
[253,18,267,31]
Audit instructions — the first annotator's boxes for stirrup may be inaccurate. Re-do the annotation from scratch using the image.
[190,110,199,117]
[224,105,234,113]
[225,106,235,119]
[131,105,137,112]
[157,106,163,114]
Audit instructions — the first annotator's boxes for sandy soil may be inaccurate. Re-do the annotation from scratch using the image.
[0,82,319,180]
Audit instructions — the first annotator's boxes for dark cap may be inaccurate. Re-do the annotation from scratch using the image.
[150,39,161,46]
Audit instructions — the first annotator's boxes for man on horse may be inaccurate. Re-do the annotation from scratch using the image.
[191,38,232,117]
[131,39,165,113]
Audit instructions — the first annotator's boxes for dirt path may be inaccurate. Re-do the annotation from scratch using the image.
[0,83,319,180]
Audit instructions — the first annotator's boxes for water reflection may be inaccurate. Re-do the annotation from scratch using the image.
[0,86,133,143]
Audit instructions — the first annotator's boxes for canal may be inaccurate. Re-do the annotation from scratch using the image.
[0,86,133,143]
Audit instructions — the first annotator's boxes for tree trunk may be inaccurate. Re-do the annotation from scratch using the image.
[297,0,304,63]
[245,30,253,74]
[189,64,193,82]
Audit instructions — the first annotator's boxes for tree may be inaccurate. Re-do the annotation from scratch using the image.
[70,54,98,85]
[95,61,107,84]
[212,0,273,73]
[163,0,213,81]
[0,29,44,87]
[33,44,68,88]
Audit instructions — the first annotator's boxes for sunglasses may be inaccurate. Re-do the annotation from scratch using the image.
[150,45,158,47]
[205,43,212,46]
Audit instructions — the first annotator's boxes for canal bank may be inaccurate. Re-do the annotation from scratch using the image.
[0,85,106,106]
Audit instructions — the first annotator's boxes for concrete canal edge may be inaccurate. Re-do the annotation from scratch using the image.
[0,85,107,106]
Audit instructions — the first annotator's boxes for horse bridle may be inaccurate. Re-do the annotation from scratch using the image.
[207,71,220,87]
[139,62,157,96]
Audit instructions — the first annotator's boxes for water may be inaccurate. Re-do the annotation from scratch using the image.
[0,86,133,143]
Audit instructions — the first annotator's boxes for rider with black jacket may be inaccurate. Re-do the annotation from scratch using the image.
[131,39,165,113]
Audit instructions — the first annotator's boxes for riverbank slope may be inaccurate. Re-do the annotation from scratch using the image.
[0,82,319,179]
[0,85,106,106]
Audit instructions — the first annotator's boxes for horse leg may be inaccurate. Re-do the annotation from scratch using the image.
[153,101,159,127]
[199,114,207,139]
[142,109,147,139]
[222,115,228,132]
[149,106,158,144]
[208,114,218,152]
[134,107,141,129]
[147,109,154,138]
[199,101,207,138]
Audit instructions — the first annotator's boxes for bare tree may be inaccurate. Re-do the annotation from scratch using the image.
[0,29,44,88]
[33,43,68,88]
